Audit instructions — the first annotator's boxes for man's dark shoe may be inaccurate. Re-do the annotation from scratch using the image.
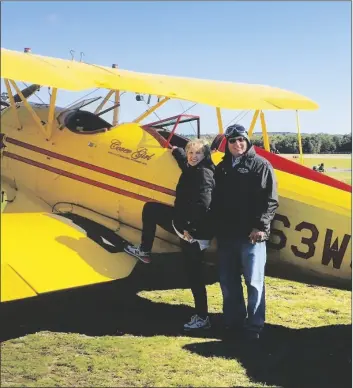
[221,324,244,341]
[245,330,260,341]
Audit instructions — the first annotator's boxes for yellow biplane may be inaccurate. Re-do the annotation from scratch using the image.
[1,48,351,303]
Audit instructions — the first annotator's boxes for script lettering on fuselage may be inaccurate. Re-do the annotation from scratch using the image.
[109,140,155,165]
[268,213,351,270]
[110,140,132,154]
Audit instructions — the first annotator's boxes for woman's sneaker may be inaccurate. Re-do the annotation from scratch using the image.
[183,314,211,331]
[124,244,151,263]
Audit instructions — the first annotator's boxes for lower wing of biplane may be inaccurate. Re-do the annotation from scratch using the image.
[0,181,139,302]
[1,174,186,303]
[1,168,185,303]
[1,213,136,302]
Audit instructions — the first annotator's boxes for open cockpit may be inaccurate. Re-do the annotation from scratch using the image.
[57,97,113,134]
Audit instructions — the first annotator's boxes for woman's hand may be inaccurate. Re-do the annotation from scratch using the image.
[183,230,193,241]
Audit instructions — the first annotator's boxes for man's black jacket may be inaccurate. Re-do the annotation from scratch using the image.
[211,145,279,239]
[172,147,215,239]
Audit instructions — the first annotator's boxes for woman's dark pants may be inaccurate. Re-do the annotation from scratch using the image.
[141,202,208,317]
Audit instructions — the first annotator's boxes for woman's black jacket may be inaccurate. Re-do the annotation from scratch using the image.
[172,147,215,239]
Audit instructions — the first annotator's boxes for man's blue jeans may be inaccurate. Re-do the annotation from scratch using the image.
[217,237,266,333]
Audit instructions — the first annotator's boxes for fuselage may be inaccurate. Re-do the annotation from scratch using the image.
[1,103,351,288]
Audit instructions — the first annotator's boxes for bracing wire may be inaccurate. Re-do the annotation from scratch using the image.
[235,110,251,123]
[179,101,196,135]
[224,109,251,128]
[64,88,100,109]
[143,100,162,121]
[180,102,197,115]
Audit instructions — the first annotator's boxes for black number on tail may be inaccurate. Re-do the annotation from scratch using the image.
[291,222,319,259]
[268,214,290,250]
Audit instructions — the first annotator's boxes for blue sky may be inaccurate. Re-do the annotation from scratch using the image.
[1,1,351,135]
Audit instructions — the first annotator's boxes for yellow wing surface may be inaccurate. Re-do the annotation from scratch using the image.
[0,185,137,303]
[1,48,318,110]
[1,212,137,302]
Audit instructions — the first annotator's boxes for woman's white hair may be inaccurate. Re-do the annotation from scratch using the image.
[185,138,209,155]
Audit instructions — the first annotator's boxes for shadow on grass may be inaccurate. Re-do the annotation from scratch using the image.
[183,324,352,388]
[1,252,221,340]
[1,251,351,388]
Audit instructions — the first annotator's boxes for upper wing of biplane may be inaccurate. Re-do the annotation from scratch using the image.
[1,48,318,110]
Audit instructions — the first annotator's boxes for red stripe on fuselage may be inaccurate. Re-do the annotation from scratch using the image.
[254,146,351,193]
[3,151,167,204]
[218,137,351,192]
[6,137,176,197]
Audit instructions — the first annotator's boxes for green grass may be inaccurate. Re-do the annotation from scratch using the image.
[1,331,251,387]
[282,154,351,185]
[282,154,351,170]
[1,273,351,388]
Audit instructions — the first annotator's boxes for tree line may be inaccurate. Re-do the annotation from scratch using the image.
[195,133,351,154]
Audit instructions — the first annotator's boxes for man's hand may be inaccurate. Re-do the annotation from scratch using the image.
[249,229,265,244]
[183,230,193,242]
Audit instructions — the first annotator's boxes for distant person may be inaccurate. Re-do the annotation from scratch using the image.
[318,163,325,173]
[124,139,215,331]
[313,165,318,171]
[211,124,279,341]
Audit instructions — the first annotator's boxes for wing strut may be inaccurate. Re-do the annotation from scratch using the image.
[4,79,22,131]
[133,97,169,123]
[296,110,304,165]
[216,107,223,134]
[248,110,260,137]
[94,90,114,114]
[10,80,49,139]
[47,88,57,138]
[260,111,270,152]
[112,64,120,126]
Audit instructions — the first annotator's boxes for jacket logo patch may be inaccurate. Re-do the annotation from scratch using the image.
[237,167,249,174]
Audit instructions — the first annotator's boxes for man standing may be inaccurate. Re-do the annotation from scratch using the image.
[212,124,279,340]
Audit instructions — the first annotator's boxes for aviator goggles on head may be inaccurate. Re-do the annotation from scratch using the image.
[225,124,247,139]
[224,124,249,145]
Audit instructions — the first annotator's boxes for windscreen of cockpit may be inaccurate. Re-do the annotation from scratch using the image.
[143,115,201,148]
[56,97,114,133]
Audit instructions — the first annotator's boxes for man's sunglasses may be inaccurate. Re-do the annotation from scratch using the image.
[228,137,246,144]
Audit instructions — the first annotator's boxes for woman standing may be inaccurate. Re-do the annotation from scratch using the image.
[124,139,215,331]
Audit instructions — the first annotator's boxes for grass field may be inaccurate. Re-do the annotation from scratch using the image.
[2,255,351,388]
[1,156,351,388]
[281,154,351,185]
